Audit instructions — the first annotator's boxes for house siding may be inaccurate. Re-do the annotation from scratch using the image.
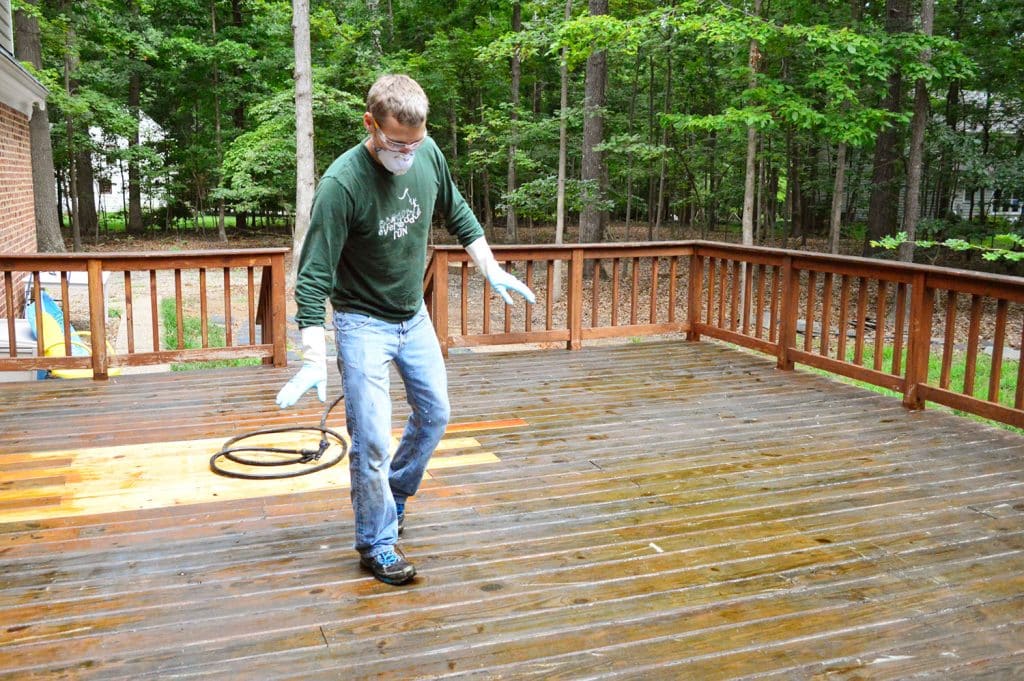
[0,100,37,318]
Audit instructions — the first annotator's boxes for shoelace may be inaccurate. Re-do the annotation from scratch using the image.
[376,550,400,568]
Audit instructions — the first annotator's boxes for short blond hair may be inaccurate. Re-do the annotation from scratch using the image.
[366,74,429,127]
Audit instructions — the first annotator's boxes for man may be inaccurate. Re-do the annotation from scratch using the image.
[276,74,534,585]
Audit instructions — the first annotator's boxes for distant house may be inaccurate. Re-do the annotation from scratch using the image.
[0,0,48,317]
[949,90,1024,225]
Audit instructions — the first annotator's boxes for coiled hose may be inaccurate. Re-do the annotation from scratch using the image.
[209,392,348,479]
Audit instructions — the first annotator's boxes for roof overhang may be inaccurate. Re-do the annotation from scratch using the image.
[0,49,48,118]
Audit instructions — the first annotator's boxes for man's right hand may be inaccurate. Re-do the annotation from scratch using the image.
[276,326,327,408]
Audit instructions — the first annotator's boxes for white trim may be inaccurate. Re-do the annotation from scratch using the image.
[0,51,47,118]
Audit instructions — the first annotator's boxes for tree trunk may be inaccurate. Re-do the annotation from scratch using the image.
[76,151,98,242]
[741,0,763,246]
[211,2,227,242]
[829,142,847,254]
[899,0,934,262]
[127,69,145,234]
[506,1,521,242]
[653,48,672,240]
[232,0,248,231]
[864,0,912,255]
[624,50,641,239]
[579,0,609,244]
[14,0,64,252]
[290,0,315,283]
[553,0,572,299]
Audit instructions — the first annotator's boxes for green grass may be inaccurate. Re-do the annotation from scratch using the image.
[796,332,1022,432]
[159,298,261,371]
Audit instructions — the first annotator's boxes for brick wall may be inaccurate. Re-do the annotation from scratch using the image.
[0,100,37,318]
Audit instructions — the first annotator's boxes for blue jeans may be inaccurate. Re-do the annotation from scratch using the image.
[334,304,450,558]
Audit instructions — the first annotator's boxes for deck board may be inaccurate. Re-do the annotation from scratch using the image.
[1,339,1023,679]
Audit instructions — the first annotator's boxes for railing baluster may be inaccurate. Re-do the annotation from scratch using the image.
[3,272,15,357]
[174,269,185,350]
[741,261,752,335]
[525,261,534,332]
[988,299,1008,403]
[706,258,716,327]
[222,268,232,347]
[717,259,727,329]
[854,277,868,366]
[754,264,766,340]
[124,271,135,354]
[668,256,678,324]
[199,268,209,348]
[503,261,512,334]
[461,262,469,336]
[32,272,44,356]
[769,265,780,344]
[150,270,159,352]
[545,260,554,331]
[804,270,817,353]
[940,290,957,389]
[482,273,491,335]
[592,259,601,328]
[963,294,983,396]
[729,260,740,332]
[1016,323,1024,410]
[247,266,256,349]
[820,272,833,357]
[611,258,620,327]
[874,280,888,372]
[836,275,850,361]
[60,273,72,355]
[630,257,640,325]
[650,257,660,324]
[891,282,907,376]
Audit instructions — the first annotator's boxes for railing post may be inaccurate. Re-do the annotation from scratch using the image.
[271,252,287,367]
[433,250,449,358]
[568,248,583,350]
[903,272,934,410]
[687,249,703,342]
[87,258,108,380]
[777,256,797,370]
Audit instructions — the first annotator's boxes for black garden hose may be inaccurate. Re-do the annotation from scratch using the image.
[209,393,348,479]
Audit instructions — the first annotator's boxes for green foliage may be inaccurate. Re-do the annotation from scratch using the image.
[159,298,259,371]
[870,231,1024,262]
[15,0,1021,253]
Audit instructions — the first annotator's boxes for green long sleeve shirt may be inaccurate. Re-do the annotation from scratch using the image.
[294,137,484,327]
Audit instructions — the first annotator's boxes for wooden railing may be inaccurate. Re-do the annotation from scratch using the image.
[425,241,1024,428]
[0,249,289,379]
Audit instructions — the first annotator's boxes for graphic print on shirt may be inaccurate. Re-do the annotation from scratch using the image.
[378,188,421,240]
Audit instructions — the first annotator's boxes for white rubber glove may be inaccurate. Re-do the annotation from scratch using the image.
[275,326,327,408]
[465,236,536,305]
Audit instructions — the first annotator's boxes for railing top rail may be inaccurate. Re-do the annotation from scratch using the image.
[0,248,290,263]
[430,240,1024,292]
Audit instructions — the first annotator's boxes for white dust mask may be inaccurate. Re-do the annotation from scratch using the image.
[377,149,416,176]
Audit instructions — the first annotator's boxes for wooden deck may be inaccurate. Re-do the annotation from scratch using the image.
[1,339,1023,679]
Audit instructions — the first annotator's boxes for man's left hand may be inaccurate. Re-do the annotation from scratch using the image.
[465,236,536,305]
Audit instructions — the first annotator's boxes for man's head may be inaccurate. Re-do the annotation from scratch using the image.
[365,74,429,128]
[363,75,429,175]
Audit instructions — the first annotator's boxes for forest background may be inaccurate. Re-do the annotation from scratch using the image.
[10,0,1024,272]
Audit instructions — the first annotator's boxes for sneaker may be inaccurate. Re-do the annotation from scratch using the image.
[396,501,405,535]
[360,547,415,585]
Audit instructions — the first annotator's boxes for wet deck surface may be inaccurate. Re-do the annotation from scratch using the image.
[1,339,1023,679]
